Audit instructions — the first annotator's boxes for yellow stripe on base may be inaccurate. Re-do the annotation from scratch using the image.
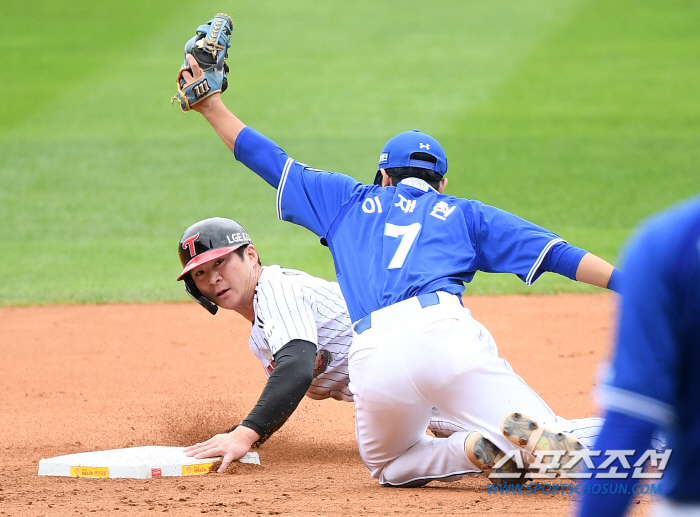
[182,463,214,476]
[70,466,109,478]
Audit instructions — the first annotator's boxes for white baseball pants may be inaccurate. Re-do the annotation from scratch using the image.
[348,291,594,486]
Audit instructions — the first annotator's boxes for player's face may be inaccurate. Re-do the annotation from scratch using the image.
[190,247,259,313]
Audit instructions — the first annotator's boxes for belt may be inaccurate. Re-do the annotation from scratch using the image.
[353,292,441,335]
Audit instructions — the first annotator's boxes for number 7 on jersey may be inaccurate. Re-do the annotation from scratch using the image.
[385,223,421,269]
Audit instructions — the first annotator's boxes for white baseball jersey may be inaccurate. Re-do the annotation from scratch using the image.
[248,265,353,402]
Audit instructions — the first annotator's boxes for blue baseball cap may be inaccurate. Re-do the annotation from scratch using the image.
[376,130,448,185]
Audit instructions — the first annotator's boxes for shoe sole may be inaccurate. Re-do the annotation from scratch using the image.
[501,412,583,472]
[465,432,530,484]
[465,432,502,470]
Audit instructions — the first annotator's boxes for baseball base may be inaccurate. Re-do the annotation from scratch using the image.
[38,446,260,479]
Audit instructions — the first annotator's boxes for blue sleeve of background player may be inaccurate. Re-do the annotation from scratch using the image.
[578,215,686,517]
[577,411,656,517]
[466,201,586,284]
[276,161,362,239]
[598,223,680,427]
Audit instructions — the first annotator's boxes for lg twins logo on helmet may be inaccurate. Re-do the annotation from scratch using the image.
[226,232,250,244]
[182,232,200,258]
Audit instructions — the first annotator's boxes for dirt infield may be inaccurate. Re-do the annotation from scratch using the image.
[0,294,654,516]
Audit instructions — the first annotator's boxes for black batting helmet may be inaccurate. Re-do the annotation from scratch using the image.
[177,217,253,315]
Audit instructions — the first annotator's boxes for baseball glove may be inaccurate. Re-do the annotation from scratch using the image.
[172,13,233,112]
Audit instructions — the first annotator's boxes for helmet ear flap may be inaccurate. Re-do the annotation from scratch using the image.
[183,275,218,315]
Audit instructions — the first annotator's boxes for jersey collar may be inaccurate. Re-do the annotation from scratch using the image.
[398,177,436,193]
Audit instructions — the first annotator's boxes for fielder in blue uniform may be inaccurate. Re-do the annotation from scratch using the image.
[577,195,700,516]
[179,54,621,486]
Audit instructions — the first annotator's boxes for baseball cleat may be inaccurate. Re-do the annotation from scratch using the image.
[501,412,584,473]
[465,432,530,484]
[465,432,502,470]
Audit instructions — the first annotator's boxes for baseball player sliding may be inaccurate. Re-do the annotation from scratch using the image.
[178,217,605,482]
[177,218,459,424]
[176,15,619,487]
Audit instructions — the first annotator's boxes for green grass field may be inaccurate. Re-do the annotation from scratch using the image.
[1,0,699,305]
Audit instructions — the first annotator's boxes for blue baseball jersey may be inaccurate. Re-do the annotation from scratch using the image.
[235,127,584,323]
[598,195,700,502]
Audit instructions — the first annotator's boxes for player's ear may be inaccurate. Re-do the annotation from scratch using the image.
[245,244,261,265]
[437,177,448,193]
[380,169,392,187]
[245,244,256,259]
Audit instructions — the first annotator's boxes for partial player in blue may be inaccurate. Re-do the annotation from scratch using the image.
[577,195,700,516]
[176,44,618,486]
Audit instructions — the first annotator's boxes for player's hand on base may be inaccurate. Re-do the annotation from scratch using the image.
[184,425,261,473]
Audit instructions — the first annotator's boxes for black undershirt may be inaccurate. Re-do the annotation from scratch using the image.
[239,339,316,441]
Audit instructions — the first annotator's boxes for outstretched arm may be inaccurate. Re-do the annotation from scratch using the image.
[575,252,617,290]
[180,53,293,189]
[469,203,622,291]
[184,339,316,472]
[182,54,246,153]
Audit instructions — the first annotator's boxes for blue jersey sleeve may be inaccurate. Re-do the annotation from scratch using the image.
[541,241,588,280]
[234,126,289,188]
[466,201,566,284]
[599,220,682,428]
[277,163,362,239]
[233,126,362,238]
